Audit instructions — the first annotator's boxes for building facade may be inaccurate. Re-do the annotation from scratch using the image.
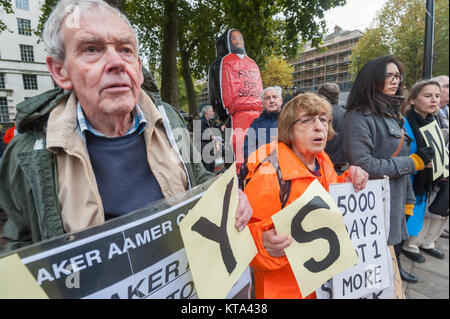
[290,26,363,95]
[0,0,54,124]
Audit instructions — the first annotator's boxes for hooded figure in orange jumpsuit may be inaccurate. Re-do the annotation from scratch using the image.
[208,29,263,172]
[242,93,369,299]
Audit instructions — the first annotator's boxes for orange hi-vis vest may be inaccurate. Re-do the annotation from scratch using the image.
[243,142,348,299]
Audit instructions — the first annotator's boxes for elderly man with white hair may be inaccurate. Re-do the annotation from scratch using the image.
[242,86,283,162]
[0,0,252,253]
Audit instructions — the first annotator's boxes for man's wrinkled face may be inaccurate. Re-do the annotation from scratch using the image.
[262,89,283,113]
[56,11,143,118]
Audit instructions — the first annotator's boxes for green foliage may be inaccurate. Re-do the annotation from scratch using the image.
[433,0,449,77]
[35,0,349,113]
[221,0,347,67]
[350,0,449,88]
[125,0,347,77]
[260,55,294,88]
[123,0,165,72]
[0,0,14,33]
[36,0,58,34]
[350,28,390,79]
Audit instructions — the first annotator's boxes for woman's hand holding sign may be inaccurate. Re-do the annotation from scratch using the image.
[345,166,369,193]
[262,228,293,257]
[236,189,253,231]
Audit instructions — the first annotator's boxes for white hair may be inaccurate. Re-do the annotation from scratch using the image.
[261,86,282,99]
[431,75,449,86]
[201,105,213,115]
[42,0,139,62]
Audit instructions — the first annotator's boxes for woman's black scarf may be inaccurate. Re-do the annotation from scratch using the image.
[375,92,405,128]
[406,108,435,198]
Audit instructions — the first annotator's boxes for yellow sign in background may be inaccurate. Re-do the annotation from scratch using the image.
[272,180,359,298]
[179,163,257,299]
[420,120,449,180]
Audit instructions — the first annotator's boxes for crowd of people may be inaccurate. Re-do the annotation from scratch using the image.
[0,0,448,299]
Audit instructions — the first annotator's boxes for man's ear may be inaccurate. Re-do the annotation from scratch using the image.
[46,56,73,90]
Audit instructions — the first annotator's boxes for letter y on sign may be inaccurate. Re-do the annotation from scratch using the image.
[179,163,257,299]
[191,178,237,274]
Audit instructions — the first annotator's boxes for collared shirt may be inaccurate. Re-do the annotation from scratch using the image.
[76,102,147,141]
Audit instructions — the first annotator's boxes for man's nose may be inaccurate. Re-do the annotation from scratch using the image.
[104,47,126,73]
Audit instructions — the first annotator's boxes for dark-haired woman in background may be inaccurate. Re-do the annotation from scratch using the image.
[342,55,435,283]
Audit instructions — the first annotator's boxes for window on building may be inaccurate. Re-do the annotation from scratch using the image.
[0,97,9,122]
[16,0,29,11]
[23,74,38,90]
[0,74,5,89]
[17,18,32,36]
[20,44,34,62]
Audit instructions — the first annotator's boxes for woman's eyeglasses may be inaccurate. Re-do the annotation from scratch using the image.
[293,114,329,128]
[385,73,403,82]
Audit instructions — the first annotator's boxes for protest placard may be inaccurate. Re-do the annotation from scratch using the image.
[0,179,251,299]
[329,180,391,299]
[0,254,48,299]
[179,163,257,299]
[272,179,358,298]
[420,120,449,180]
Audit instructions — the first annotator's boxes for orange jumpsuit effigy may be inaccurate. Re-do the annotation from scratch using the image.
[208,29,263,172]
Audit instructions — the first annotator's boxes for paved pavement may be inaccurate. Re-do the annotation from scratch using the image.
[401,234,449,299]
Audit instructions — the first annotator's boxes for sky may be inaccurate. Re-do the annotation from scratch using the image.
[323,0,389,33]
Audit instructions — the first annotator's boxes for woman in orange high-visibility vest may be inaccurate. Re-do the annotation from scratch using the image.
[242,93,369,299]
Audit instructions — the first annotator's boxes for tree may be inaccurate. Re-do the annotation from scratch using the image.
[350,0,449,88]
[221,0,347,67]
[160,0,180,108]
[37,0,348,114]
[433,0,449,77]
[0,0,13,33]
[350,28,390,79]
[125,0,183,108]
[128,0,347,114]
[260,55,294,88]
[177,0,224,115]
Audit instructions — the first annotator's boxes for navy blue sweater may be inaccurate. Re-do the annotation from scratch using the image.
[85,131,164,220]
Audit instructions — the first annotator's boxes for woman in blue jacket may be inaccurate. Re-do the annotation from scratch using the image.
[401,79,442,265]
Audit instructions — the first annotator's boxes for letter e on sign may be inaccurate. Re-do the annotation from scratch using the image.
[179,163,257,299]
[272,180,359,298]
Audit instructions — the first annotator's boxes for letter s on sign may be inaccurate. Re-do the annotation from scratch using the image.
[291,196,340,273]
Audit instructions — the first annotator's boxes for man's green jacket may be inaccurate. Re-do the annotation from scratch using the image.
[0,86,213,255]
